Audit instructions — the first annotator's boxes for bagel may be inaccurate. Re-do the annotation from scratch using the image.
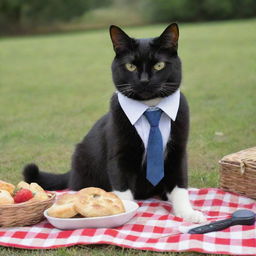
[74,187,125,217]
[47,193,78,218]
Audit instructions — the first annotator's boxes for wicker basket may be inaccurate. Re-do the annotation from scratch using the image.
[0,192,55,227]
[219,147,256,200]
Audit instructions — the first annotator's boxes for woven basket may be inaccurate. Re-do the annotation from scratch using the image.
[219,147,256,200]
[0,192,55,227]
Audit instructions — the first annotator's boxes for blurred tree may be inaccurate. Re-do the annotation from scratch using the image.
[201,0,234,20]
[231,0,256,18]
[1,0,256,34]
[0,0,23,27]
[143,0,256,23]
[0,0,112,32]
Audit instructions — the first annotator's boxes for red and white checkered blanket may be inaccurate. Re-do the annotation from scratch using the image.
[0,188,255,255]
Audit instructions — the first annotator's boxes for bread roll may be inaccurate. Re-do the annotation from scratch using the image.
[29,182,48,201]
[0,189,14,205]
[17,181,30,190]
[0,180,15,195]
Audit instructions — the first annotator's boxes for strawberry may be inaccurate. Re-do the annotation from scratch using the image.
[13,188,33,203]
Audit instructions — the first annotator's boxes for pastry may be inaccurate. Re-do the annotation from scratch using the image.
[0,189,14,205]
[17,181,30,190]
[47,193,78,218]
[0,180,15,195]
[29,182,49,201]
[74,187,125,217]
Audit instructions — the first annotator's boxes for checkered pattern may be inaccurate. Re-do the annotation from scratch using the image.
[0,188,255,255]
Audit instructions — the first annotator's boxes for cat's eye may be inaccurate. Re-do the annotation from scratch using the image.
[125,63,137,72]
[154,62,166,71]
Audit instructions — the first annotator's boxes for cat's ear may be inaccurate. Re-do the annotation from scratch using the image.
[109,25,133,53]
[157,23,179,50]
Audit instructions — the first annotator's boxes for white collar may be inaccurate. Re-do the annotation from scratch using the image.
[117,89,180,125]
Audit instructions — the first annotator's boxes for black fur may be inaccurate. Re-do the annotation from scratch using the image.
[23,23,189,200]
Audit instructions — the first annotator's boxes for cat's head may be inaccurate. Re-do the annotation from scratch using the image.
[110,23,181,100]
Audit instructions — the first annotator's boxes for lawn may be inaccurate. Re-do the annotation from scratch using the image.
[0,19,255,255]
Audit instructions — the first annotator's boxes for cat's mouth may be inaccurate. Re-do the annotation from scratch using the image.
[117,85,158,100]
[116,82,180,100]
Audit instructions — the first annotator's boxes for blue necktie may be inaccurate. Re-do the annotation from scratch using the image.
[144,109,164,186]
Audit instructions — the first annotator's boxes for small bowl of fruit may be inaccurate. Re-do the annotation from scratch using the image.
[0,180,55,227]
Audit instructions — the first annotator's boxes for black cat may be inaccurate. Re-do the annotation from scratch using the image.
[23,24,205,223]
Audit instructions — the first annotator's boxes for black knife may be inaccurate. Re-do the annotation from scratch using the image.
[188,209,255,234]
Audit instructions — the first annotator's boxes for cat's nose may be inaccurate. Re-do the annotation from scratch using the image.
[140,72,149,85]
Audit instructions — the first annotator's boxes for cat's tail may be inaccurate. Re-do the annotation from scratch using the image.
[23,163,70,190]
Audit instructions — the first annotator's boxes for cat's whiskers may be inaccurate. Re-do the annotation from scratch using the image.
[118,88,135,98]
[116,83,132,87]
[164,82,180,86]
[116,83,136,98]
[157,82,179,97]
[119,87,132,93]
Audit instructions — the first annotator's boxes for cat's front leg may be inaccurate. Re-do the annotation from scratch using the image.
[167,186,206,223]
[107,160,134,201]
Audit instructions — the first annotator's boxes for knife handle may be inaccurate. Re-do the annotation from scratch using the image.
[188,218,233,234]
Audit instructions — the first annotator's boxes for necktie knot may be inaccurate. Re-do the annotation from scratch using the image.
[144,109,162,127]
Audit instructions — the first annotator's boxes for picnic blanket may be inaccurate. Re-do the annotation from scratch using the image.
[0,188,255,255]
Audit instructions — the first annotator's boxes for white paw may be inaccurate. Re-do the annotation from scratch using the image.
[112,190,134,201]
[167,186,207,223]
[175,209,206,223]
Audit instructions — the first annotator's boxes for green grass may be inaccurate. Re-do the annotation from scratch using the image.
[0,19,255,255]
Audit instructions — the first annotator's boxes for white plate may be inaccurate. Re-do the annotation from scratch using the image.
[44,200,139,230]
